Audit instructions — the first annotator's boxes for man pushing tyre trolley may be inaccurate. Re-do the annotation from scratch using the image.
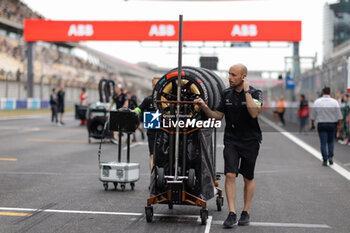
[194,63,263,227]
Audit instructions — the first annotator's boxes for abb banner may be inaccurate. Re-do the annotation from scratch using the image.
[24,20,301,42]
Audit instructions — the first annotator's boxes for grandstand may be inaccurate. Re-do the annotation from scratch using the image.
[0,0,157,108]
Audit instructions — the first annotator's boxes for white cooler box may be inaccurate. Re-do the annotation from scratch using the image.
[99,161,140,182]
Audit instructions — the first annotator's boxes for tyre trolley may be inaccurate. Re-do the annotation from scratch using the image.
[145,15,224,225]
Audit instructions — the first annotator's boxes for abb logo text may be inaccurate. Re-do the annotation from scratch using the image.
[149,24,175,37]
[68,24,94,37]
[231,24,258,37]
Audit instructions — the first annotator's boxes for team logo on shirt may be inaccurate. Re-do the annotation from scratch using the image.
[144,110,161,129]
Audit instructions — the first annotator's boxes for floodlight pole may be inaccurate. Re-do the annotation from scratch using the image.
[174,15,183,180]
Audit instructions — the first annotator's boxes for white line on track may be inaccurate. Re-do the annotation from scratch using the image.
[260,115,350,181]
[211,220,331,229]
[0,207,332,230]
[204,216,212,233]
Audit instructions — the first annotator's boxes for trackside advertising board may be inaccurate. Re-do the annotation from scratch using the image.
[24,20,301,42]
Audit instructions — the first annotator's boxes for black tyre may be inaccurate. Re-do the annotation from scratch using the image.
[216,196,224,211]
[168,203,173,209]
[200,209,208,225]
[113,182,118,190]
[202,68,226,93]
[156,167,165,189]
[103,182,108,191]
[121,184,126,192]
[180,66,221,109]
[187,168,195,189]
[145,207,153,223]
[88,116,106,138]
[152,69,209,119]
[168,67,215,110]
[130,182,135,191]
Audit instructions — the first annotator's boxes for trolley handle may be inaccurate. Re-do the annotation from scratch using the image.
[97,116,109,165]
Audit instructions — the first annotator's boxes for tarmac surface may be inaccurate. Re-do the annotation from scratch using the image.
[0,113,349,233]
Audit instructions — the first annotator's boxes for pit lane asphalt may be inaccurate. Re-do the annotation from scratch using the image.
[0,114,349,233]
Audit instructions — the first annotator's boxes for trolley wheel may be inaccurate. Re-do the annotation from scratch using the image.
[168,203,173,209]
[130,182,135,191]
[187,169,195,189]
[103,182,108,191]
[200,209,208,225]
[216,196,224,211]
[156,167,165,189]
[121,184,126,192]
[113,182,118,190]
[145,206,153,223]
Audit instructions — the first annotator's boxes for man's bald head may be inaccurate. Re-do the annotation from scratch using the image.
[230,64,247,76]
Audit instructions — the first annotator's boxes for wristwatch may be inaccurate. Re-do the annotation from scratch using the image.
[244,90,251,94]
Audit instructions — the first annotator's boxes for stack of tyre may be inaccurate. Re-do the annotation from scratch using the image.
[152,66,226,118]
[87,79,115,143]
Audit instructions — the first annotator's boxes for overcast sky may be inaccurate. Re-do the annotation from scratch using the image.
[21,0,336,74]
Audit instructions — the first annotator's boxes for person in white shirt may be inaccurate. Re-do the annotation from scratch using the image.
[310,87,343,166]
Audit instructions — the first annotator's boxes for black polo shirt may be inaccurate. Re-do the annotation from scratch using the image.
[138,95,156,112]
[112,92,128,109]
[216,86,263,143]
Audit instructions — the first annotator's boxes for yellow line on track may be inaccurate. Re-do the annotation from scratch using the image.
[0,212,32,216]
[0,158,17,161]
[26,138,86,144]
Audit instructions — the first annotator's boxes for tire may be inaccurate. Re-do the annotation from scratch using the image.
[103,182,108,191]
[202,68,226,93]
[216,196,224,211]
[200,209,208,225]
[181,67,221,110]
[168,67,214,110]
[145,207,153,223]
[156,167,165,189]
[98,79,107,103]
[152,69,210,119]
[88,116,106,138]
[187,168,195,189]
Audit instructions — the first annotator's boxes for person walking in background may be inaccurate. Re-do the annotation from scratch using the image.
[310,87,343,166]
[50,88,58,125]
[272,97,279,123]
[128,92,145,142]
[339,94,350,145]
[108,84,129,145]
[79,87,88,125]
[134,77,161,171]
[276,96,286,126]
[57,84,65,126]
[298,94,309,134]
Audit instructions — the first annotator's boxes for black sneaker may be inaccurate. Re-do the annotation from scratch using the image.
[322,160,328,166]
[238,211,250,226]
[329,157,333,165]
[223,212,237,228]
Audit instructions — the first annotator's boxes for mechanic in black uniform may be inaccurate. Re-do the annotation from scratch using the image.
[108,84,129,144]
[194,64,263,227]
[134,77,160,170]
